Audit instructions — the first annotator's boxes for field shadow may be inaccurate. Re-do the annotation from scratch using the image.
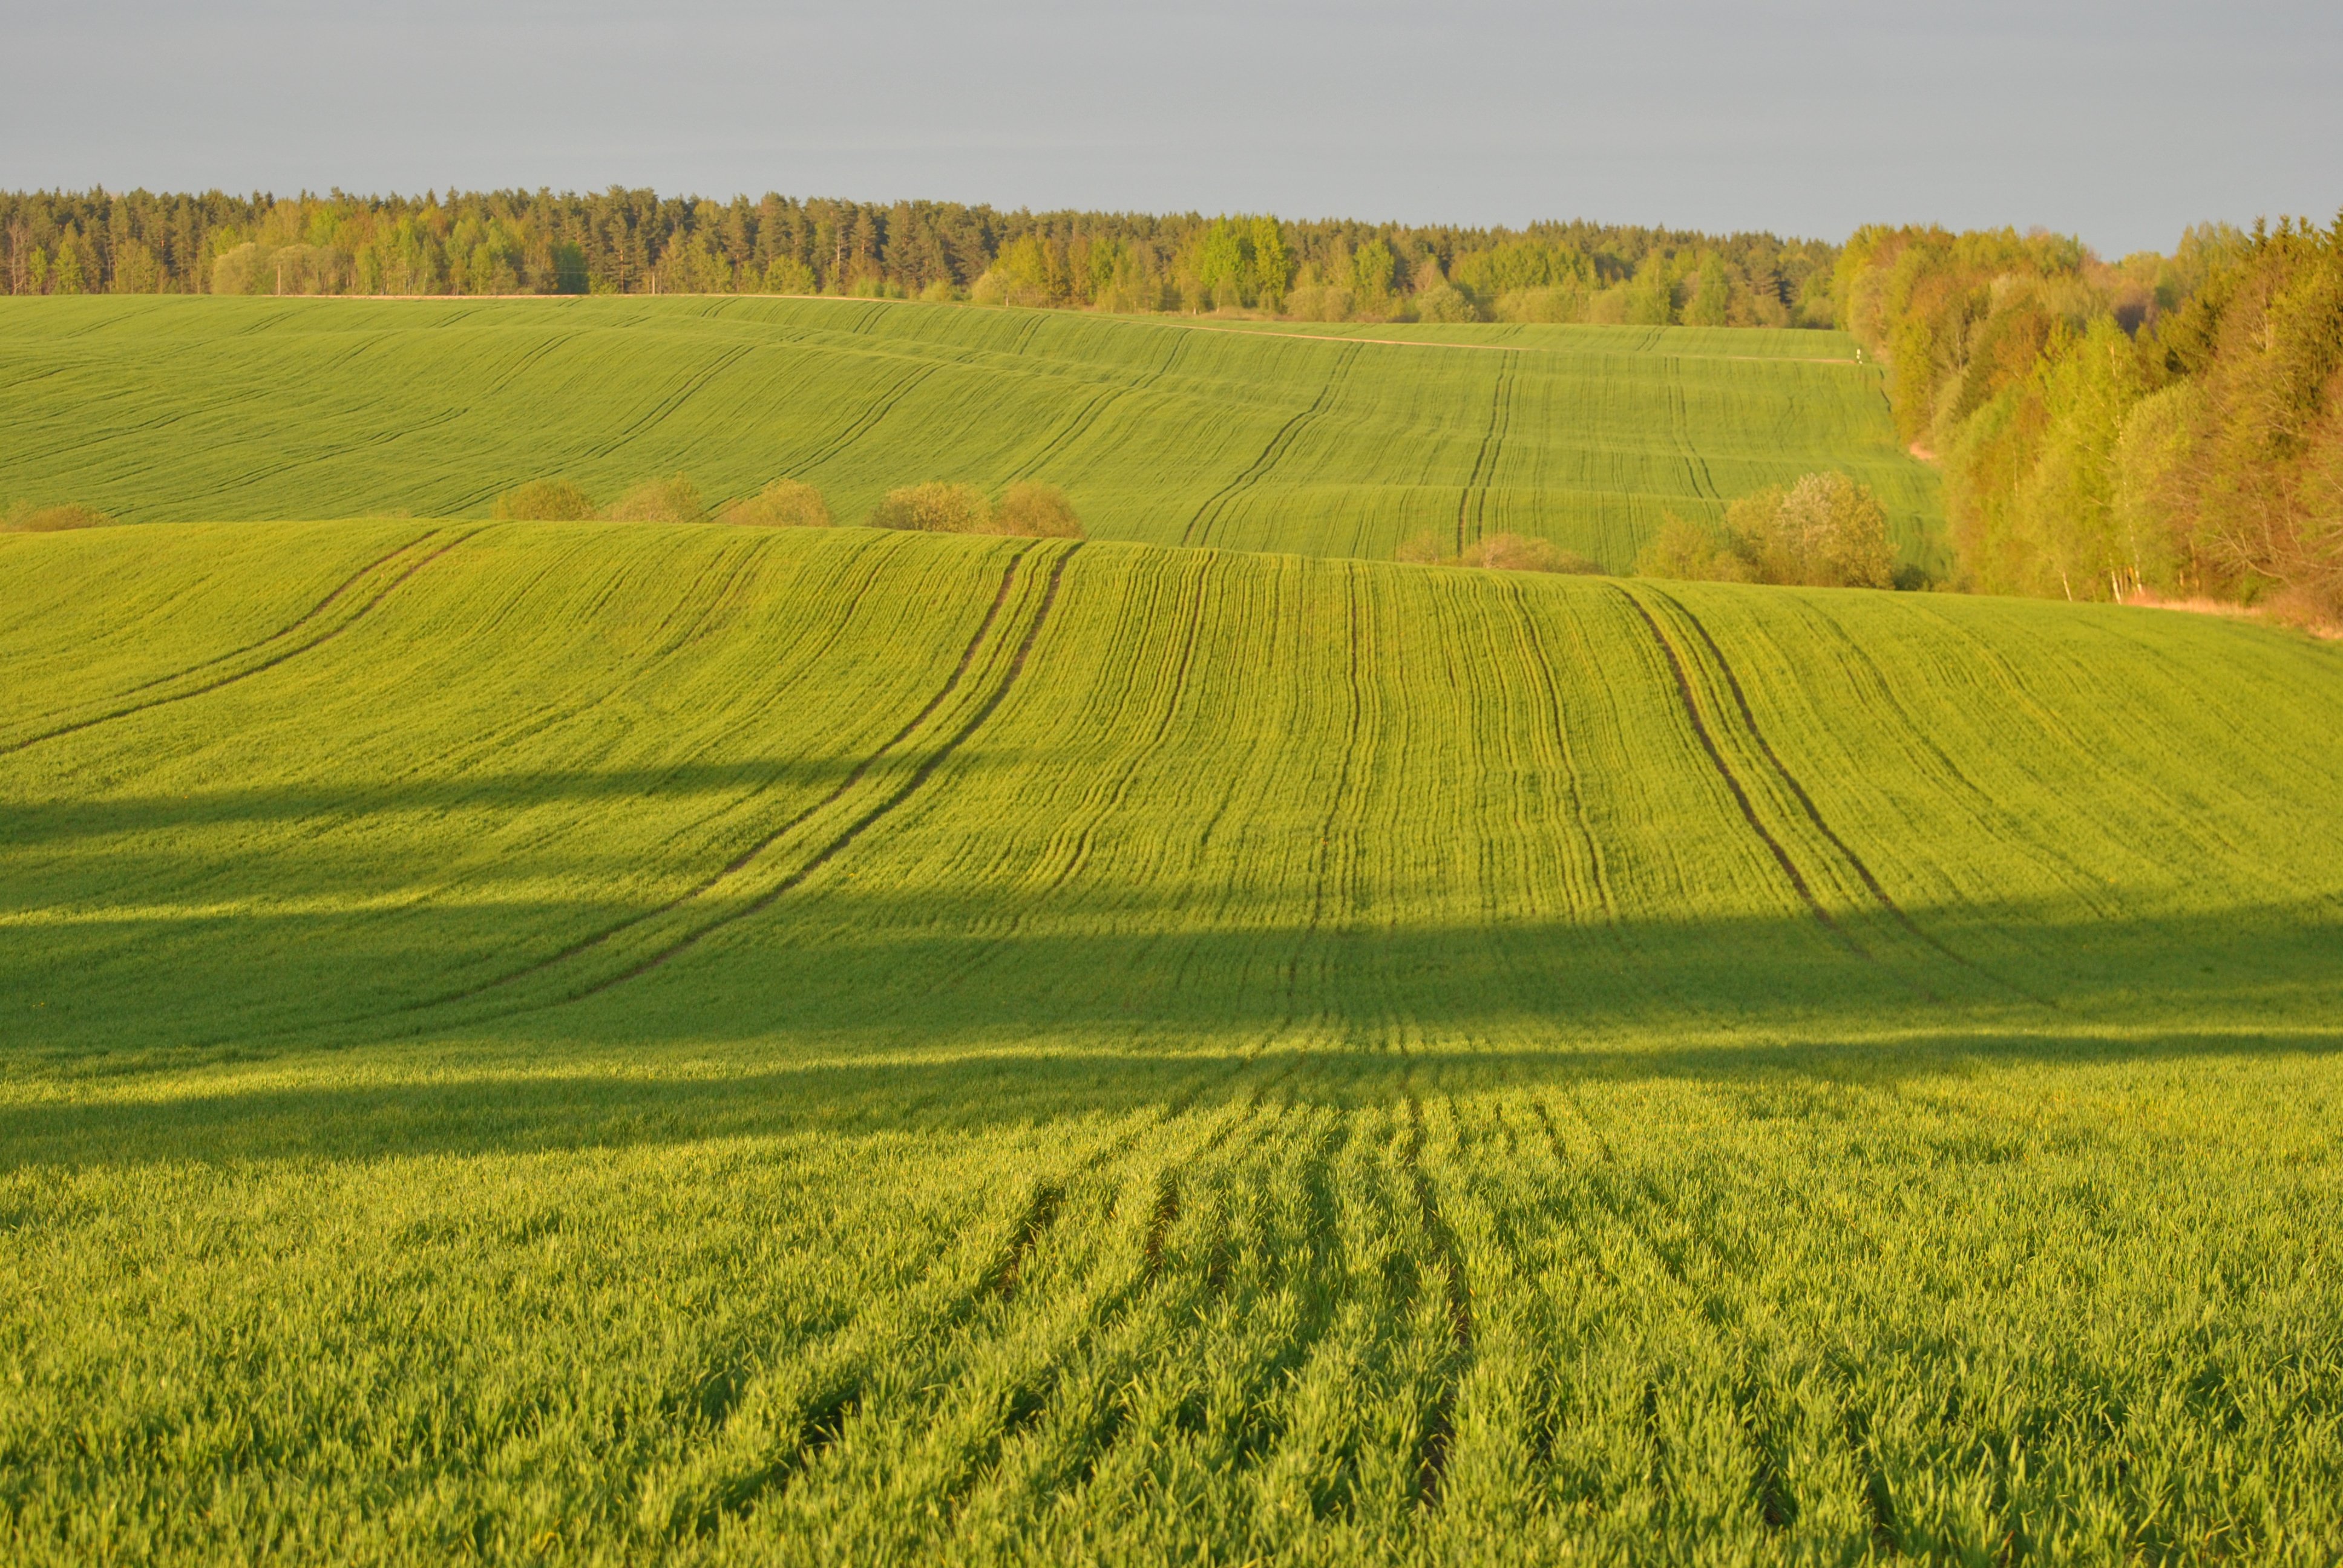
[0,759,933,848]
[6,1013,2339,1172]
[6,857,2340,1170]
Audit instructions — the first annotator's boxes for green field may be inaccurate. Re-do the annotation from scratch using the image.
[0,295,1942,572]
[5,518,2342,1563]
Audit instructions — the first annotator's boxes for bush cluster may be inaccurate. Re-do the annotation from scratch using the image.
[1635,472,1896,589]
[721,480,831,529]
[867,481,1083,537]
[489,476,1079,538]
[489,480,597,522]
[603,475,706,524]
[1394,531,1603,575]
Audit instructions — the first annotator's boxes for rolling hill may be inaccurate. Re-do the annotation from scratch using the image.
[0,295,1942,572]
[4,518,2341,1561]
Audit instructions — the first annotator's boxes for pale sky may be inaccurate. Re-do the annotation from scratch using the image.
[4,0,2337,256]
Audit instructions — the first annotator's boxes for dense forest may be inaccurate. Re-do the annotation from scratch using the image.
[1840,215,2343,618]
[10,186,2338,619]
[0,187,1838,327]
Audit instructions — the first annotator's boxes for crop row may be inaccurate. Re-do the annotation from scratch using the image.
[5,521,2337,1052]
[6,1057,2341,1563]
[0,295,1940,570]
[4,521,2342,1560]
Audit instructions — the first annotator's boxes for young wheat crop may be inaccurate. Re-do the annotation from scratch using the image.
[2,521,2339,1561]
[0,295,1942,572]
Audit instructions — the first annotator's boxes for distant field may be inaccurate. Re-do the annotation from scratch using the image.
[0,295,1942,571]
[5,520,2340,1561]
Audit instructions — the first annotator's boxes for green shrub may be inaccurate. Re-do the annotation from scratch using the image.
[209,243,263,296]
[868,483,990,533]
[1637,473,1895,587]
[1495,287,1588,324]
[1458,533,1601,574]
[1728,472,1895,587]
[1582,287,1634,325]
[1282,285,1355,322]
[606,474,706,524]
[1412,284,1483,324]
[1400,531,1602,574]
[720,480,831,528]
[989,482,1083,538]
[492,480,597,521]
[1636,515,1755,582]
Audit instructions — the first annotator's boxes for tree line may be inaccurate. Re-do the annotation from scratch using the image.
[1840,215,2343,621]
[0,188,1838,327]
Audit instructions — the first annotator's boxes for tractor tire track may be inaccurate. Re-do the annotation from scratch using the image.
[1591,1167,1804,1536]
[647,1116,1170,1537]
[477,329,577,400]
[568,543,1084,998]
[1281,564,1371,1033]
[1013,384,1125,479]
[10,528,442,736]
[929,1122,1244,1523]
[1139,1172,1182,1281]
[175,404,477,509]
[355,534,890,875]
[1013,331,1191,479]
[1644,587,1896,903]
[897,550,1218,1005]
[0,533,661,935]
[2,528,478,756]
[1181,342,1360,548]
[1453,362,1515,554]
[981,1180,1066,1302]
[1666,376,1721,503]
[572,344,756,464]
[1502,580,1618,922]
[1192,1108,1355,1485]
[214,530,779,880]
[427,333,592,511]
[1490,576,1720,1026]
[1788,597,2101,984]
[1906,599,2279,903]
[1031,550,1214,890]
[788,359,945,475]
[1645,586,2033,997]
[816,1110,1219,1523]
[1403,1096,1475,1510]
[1611,583,1851,944]
[5,401,204,469]
[413,544,1043,1008]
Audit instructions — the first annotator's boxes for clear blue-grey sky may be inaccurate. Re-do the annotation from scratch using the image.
[4,0,2336,256]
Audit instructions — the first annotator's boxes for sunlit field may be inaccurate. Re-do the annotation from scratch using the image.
[0,294,1941,572]
[5,520,2339,1562]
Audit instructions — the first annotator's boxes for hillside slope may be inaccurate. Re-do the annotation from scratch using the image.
[5,519,2334,1053]
[0,295,1941,570]
[4,521,2341,1561]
